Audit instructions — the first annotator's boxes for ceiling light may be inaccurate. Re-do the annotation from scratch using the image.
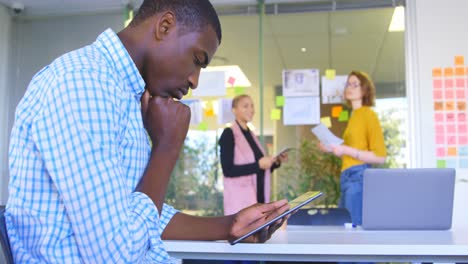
[388,6,405,32]
[301,48,307,52]
[202,65,251,87]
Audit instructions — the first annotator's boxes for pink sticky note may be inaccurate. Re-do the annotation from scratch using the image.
[436,147,446,157]
[458,113,467,122]
[436,125,445,135]
[459,124,467,134]
[436,135,445,144]
[446,113,455,122]
[445,90,454,99]
[445,79,454,88]
[433,79,442,89]
[456,78,466,88]
[448,136,457,145]
[435,113,444,122]
[433,90,443,99]
[456,89,466,99]
[459,136,468,145]
[435,125,445,134]
[447,124,456,133]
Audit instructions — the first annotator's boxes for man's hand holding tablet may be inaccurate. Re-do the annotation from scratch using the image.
[230,191,323,245]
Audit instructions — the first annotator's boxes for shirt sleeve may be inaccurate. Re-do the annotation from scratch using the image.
[367,110,387,157]
[219,128,260,177]
[30,71,176,263]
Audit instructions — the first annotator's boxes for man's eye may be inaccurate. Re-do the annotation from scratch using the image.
[194,57,201,65]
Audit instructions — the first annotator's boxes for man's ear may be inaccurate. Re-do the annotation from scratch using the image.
[155,11,176,41]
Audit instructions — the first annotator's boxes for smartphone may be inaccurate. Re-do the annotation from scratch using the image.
[230,191,323,245]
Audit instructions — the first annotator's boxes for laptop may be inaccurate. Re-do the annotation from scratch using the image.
[362,168,455,230]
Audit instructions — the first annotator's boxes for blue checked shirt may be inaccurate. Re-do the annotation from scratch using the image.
[6,29,179,263]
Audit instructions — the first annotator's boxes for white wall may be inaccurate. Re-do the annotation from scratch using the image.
[407,0,468,229]
[0,5,12,205]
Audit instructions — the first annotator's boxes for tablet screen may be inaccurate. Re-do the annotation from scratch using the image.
[230,191,323,245]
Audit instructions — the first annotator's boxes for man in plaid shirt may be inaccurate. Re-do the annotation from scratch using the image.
[6,0,289,263]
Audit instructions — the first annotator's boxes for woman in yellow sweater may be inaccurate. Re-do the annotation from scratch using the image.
[319,71,387,225]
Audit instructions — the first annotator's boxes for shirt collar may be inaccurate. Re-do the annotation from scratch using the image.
[94,28,146,97]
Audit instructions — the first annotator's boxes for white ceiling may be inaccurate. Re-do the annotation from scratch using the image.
[0,0,405,98]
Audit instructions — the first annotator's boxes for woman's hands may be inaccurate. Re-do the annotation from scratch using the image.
[258,156,275,170]
[318,143,348,157]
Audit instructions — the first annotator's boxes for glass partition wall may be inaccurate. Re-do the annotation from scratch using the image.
[167,0,406,215]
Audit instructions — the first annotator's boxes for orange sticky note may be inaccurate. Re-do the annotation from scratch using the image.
[204,108,215,117]
[331,106,343,118]
[432,68,442,77]
[455,55,464,66]
[444,67,454,77]
[455,67,465,76]
[457,102,467,111]
[434,102,444,111]
[445,101,455,111]
[447,147,457,156]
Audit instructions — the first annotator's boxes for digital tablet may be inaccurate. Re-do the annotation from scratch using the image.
[230,191,323,245]
[273,147,293,159]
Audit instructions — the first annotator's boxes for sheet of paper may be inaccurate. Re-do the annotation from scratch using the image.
[321,75,347,104]
[218,98,234,124]
[181,99,203,125]
[192,71,226,97]
[311,123,344,146]
[283,96,320,125]
[282,69,320,97]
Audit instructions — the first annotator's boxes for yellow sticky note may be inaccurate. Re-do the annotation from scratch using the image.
[226,88,236,98]
[331,106,343,118]
[270,109,281,121]
[325,69,336,80]
[447,147,457,156]
[234,87,245,95]
[321,117,332,128]
[455,55,465,66]
[338,110,349,122]
[276,96,285,107]
[198,122,208,131]
[187,89,192,97]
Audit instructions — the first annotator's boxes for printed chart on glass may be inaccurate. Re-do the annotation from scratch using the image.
[432,55,468,169]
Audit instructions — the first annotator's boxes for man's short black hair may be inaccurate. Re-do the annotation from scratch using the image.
[131,0,222,44]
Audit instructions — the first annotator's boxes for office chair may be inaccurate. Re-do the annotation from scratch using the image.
[287,207,351,226]
[0,206,14,264]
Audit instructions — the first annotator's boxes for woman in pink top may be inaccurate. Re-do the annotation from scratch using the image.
[219,95,287,215]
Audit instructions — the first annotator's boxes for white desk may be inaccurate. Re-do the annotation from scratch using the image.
[164,226,468,262]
